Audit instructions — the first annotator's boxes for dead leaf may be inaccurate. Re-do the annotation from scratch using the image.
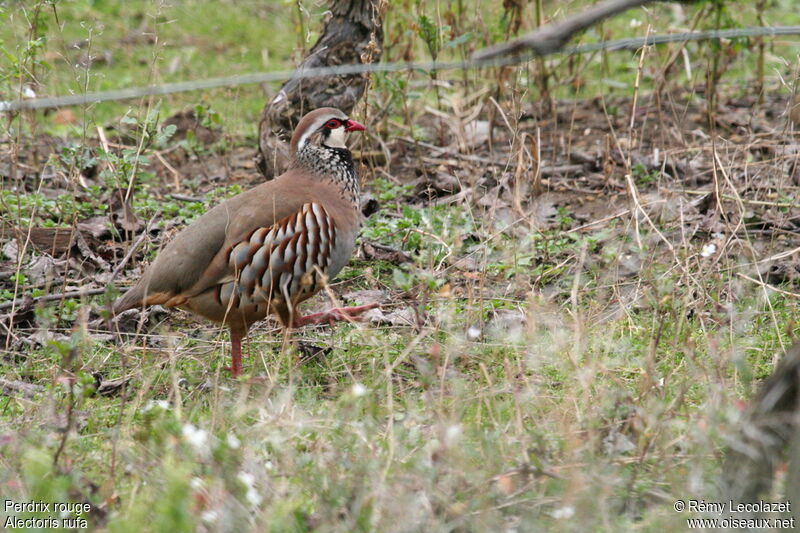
[53,109,78,125]
[791,94,800,125]
[73,231,110,272]
[360,242,412,264]
[494,472,517,495]
[77,216,112,239]
[413,172,461,200]
[2,240,19,263]
[0,378,44,399]
[459,120,490,150]
[93,374,131,397]
[108,188,142,233]
[341,289,387,307]
[297,342,332,364]
[488,309,526,341]
[364,307,416,327]
[603,430,636,456]
[25,254,63,286]
[3,225,78,256]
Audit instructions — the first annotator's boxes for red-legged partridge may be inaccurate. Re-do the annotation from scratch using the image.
[113,108,375,376]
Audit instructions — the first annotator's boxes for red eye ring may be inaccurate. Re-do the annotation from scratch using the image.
[325,119,341,129]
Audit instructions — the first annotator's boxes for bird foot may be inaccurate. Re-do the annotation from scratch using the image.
[222,369,269,384]
[223,365,243,378]
[293,303,379,328]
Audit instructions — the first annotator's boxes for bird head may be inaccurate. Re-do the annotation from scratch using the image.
[290,107,366,155]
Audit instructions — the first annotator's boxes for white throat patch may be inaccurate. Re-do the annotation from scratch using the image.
[325,126,347,149]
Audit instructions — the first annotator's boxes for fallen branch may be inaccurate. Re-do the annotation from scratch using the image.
[170,193,204,203]
[757,246,800,265]
[736,273,800,299]
[155,151,182,191]
[472,0,695,60]
[664,188,796,208]
[0,287,107,312]
[0,378,44,398]
[398,137,585,174]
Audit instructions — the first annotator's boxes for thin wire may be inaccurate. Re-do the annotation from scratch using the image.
[0,56,528,113]
[1,25,798,113]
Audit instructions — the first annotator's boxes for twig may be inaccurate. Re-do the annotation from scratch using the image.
[472,0,693,60]
[368,242,408,254]
[757,245,800,264]
[401,136,584,174]
[408,228,453,270]
[0,287,107,312]
[53,345,77,467]
[96,125,115,177]
[170,193,204,203]
[663,188,796,208]
[110,229,150,282]
[737,272,800,299]
[155,150,181,191]
[567,207,633,233]
[625,177,674,253]
[0,377,44,398]
[110,212,160,282]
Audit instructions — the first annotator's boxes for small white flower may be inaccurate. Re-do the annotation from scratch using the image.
[182,424,209,452]
[552,505,575,519]
[238,471,255,487]
[237,471,262,507]
[227,433,241,449]
[245,487,262,507]
[445,424,462,444]
[201,510,219,523]
[351,383,367,397]
[142,399,170,412]
[467,325,482,340]
[701,243,717,258]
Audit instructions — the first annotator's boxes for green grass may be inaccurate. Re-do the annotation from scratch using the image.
[3,0,800,138]
[4,177,795,528]
[2,0,300,135]
[3,278,791,529]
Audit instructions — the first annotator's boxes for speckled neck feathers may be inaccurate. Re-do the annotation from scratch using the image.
[292,143,359,206]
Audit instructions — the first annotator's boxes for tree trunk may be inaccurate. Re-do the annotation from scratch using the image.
[257,0,384,177]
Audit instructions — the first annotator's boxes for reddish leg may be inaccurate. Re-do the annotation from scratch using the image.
[225,328,244,377]
[293,303,379,328]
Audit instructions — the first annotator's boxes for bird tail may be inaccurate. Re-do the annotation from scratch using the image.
[112,285,144,315]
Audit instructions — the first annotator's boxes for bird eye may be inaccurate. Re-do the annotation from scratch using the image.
[325,119,341,129]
